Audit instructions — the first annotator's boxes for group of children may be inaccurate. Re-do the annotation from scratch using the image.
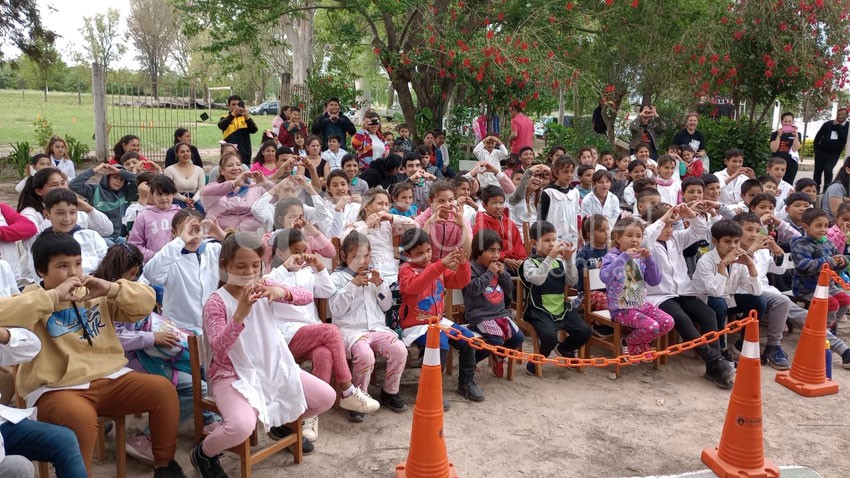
[1,129,849,478]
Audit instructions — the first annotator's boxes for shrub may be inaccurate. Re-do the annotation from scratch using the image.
[7,142,32,179]
[65,136,91,165]
[544,121,612,161]
[32,116,54,147]
[696,116,772,175]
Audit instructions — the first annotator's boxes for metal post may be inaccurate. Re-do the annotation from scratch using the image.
[92,63,109,162]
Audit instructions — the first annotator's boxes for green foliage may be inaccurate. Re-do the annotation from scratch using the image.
[801,139,815,160]
[65,136,91,165]
[445,105,476,170]
[304,74,361,118]
[697,116,772,175]
[7,142,32,178]
[414,108,435,139]
[32,116,53,147]
[544,122,611,159]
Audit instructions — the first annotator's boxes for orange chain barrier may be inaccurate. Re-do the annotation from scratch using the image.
[827,265,850,291]
[430,310,759,368]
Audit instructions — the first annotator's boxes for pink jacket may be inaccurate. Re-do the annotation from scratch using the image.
[827,224,847,254]
[202,180,274,233]
[128,204,182,262]
[204,280,312,380]
[414,207,472,262]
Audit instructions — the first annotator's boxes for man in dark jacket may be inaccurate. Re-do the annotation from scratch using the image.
[813,107,849,192]
[217,95,258,166]
[311,97,356,150]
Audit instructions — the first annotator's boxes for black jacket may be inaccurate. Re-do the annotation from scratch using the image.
[218,114,258,165]
[813,120,849,157]
[164,144,204,168]
[311,113,356,150]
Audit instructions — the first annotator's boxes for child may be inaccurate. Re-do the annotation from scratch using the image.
[599,150,616,170]
[679,145,704,179]
[394,124,414,153]
[575,164,594,200]
[473,185,527,274]
[681,176,704,204]
[383,131,395,147]
[519,221,591,374]
[397,153,435,213]
[576,214,610,333]
[794,177,818,204]
[70,162,138,241]
[713,148,755,205]
[329,232,409,419]
[539,156,581,244]
[252,174,333,236]
[342,154,369,196]
[251,140,279,178]
[144,210,224,332]
[46,135,76,180]
[123,171,157,233]
[266,198,335,263]
[748,193,800,247]
[463,229,525,377]
[791,208,850,330]
[508,165,547,228]
[610,153,632,202]
[635,188,662,218]
[415,181,472,261]
[827,202,850,254]
[600,217,674,355]
[0,231,185,477]
[194,233,341,474]
[642,203,737,388]
[473,135,510,189]
[736,179,763,212]
[15,153,52,193]
[781,192,811,242]
[42,188,108,274]
[321,134,349,171]
[654,155,681,206]
[453,175,481,225]
[759,175,779,197]
[766,157,793,206]
[398,228,484,403]
[621,159,648,207]
[701,174,736,220]
[128,175,182,262]
[389,182,417,218]
[326,170,362,239]
[580,170,620,230]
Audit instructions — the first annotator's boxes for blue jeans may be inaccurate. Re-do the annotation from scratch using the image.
[0,419,87,478]
[707,294,766,349]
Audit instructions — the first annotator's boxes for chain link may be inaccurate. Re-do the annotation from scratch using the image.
[430,310,759,369]
[827,265,850,291]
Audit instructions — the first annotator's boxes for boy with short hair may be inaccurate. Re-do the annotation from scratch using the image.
[128,175,182,262]
[539,156,581,244]
[0,231,185,477]
[575,164,594,200]
[621,159,648,207]
[794,178,818,204]
[320,134,349,171]
[393,124,414,153]
[635,188,662,218]
[781,192,813,244]
[415,145,443,179]
[123,171,156,233]
[395,152,436,212]
[701,174,736,220]
[42,188,108,274]
[681,176,705,203]
[748,193,800,247]
[713,148,755,204]
[736,179,763,212]
[520,221,591,374]
[766,157,793,206]
[474,185,527,273]
[397,228,483,403]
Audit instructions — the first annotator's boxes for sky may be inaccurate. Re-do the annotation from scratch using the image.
[2,0,138,69]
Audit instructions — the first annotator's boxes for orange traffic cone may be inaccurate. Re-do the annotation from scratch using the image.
[776,263,840,397]
[702,318,779,478]
[395,324,459,478]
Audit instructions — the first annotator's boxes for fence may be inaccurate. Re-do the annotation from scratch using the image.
[279,83,313,120]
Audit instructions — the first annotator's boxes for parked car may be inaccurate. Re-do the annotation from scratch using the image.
[250,101,280,115]
[535,114,574,138]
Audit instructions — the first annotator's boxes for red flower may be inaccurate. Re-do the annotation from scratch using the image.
[566,2,573,10]
[783,44,792,53]
[497,12,505,21]
[487,30,494,39]
[765,70,773,78]
[604,84,616,94]
[605,0,613,5]
[698,56,706,65]
[631,0,639,7]
[673,44,683,54]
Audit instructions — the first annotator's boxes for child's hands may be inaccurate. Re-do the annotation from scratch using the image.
[487,261,504,275]
[76,197,94,213]
[365,212,382,229]
[736,251,755,266]
[154,331,180,348]
[233,283,259,323]
[636,248,651,260]
[747,233,770,254]
[304,253,325,271]
[441,248,463,271]
[53,276,84,302]
[351,271,370,286]
[251,282,292,302]
[660,205,679,224]
[676,203,697,219]
[180,217,203,248]
[201,217,226,241]
[766,236,784,256]
[79,275,113,301]
[833,255,847,268]
[282,253,305,272]
[369,269,383,286]
[503,258,521,270]
[548,241,562,259]
[561,241,576,259]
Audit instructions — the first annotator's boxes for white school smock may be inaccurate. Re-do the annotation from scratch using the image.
[328,202,360,239]
[344,216,415,285]
[713,169,749,205]
[540,187,581,244]
[643,214,709,306]
[251,191,334,236]
[751,248,788,295]
[579,192,620,232]
[329,269,395,353]
[263,266,335,342]
[690,248,762,306]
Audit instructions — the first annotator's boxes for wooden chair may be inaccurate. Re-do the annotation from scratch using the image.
[188,335,303,478]
[314,254,336,323]
[582,268,663,378]
[11,366,126,478]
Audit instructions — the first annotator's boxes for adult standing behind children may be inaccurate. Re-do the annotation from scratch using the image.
[311,97,356,150]
[770,112,802,184]
[821,157,850,224]
[672,113,708,172]
[508,102,534,155]
[629,105,666,160]
[218,95,258,166]
[812,108,849,192]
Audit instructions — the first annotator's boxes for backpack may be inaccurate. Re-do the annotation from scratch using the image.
[592,105,607,135]
[134,313,194,385]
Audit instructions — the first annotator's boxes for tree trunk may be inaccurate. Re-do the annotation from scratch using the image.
[280,5,315,86]
[392,75,418,138]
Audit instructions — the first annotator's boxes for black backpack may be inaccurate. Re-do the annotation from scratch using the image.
[592,105,607,135]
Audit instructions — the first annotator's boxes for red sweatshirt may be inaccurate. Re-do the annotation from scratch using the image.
[0,203,38,242]
[473,211,528,262]
[398,260,471,330]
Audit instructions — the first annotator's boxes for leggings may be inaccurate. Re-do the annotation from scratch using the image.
[350,331,408,395]
[611,303,674,349]
[288,323,353,385]
[202,372,335,456]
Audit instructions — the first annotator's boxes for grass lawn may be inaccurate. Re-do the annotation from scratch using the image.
[0,89,279,159]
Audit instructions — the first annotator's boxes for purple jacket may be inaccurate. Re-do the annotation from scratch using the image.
[599,248,661,314]
[128,204,181,262]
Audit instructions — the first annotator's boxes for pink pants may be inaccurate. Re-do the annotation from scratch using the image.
[202,372,335,456]
[611,303,675,351]
[289,323,353,385]
[350,331,407,395]
[827,291,850,311]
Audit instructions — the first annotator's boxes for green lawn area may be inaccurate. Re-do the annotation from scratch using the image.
[0,89,278,160]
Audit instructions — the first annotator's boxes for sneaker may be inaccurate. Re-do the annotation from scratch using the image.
[525,362,538,376]
[704,359,735,389]
[456,381,485,402]
[190,441,226,478]
[347,411,365,423]
[295,436,315,455]
[443,397,451,411]
[592,324,614,338]
[842,349,850,370]
[720,348,736,365]
[555,345,578,359]
[155,460,188,478]
[301,416,318,442]
[490,355,504,378]
[338,387,380,414]
[762,345,791,370]
[268,426,315,455]
[380,389,409,412]
[126,433,154,466]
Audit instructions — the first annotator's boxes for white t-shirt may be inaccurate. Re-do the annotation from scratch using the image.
[369,134,386,160]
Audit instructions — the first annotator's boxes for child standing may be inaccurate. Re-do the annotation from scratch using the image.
[473,185,527,274]
[194,233,340,475]
[575,165,594,200]
[46,135,76,180]
[519,221,591,374]
[600,217,674,355]
[321,134,349,171]
[128,175,182,262]
[539,156,581,244]
[463,230,526,377]
[580,170,620,231]
[329,232,409,420]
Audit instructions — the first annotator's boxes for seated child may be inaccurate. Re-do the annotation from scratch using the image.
[575,165,594,200]
[701,174,736,220]
[473,185,527,274]
[1,231,185,477]
[794,177,818,204]
[519,221,591,374]
[781,192,811,243]
[453,175,482,226]
[576,214,610,320]
[680,145,704,179]
[579,170,620,230]
[508,165,547,228]
[462,230,526,378]
[342,154,369,196]
[827,202,850,255]
[734,178,763,213]
[15,153,52,193]
[611,153,631,202]
[41,189,108,274]
[129,175,182,262]
[329,232,409,420]
[398,227,484,403]
[389,182,418,218]
[748,193,800,247]
[321,135,348,171]
[264,198,335,268]
[791,208,850,331]
[600,217,674,355]
[621,159,647,208]
[325,170,362,239]
[415,181,472,262]
[0,325,87,476]
[396,152,435,213]
[766,157,793,207]
[653,155,682,206]
[713,148,754,205]
[69,162,138,241]
[635,187,662,218]
[123,171,156,234]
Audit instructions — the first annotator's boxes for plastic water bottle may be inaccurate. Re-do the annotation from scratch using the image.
[826,339,832,380]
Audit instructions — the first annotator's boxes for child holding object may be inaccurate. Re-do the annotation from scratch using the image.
[600,217,674,355]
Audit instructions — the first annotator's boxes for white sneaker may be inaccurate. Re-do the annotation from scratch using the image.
[338,387,380,414]
[302,416,319,442]
[125,433,154,466]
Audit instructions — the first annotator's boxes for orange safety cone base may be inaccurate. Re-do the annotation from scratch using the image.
[774,371,839,397]
[701,448,779,478]
[395,462,458,478]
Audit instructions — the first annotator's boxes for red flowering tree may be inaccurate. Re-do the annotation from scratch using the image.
[677,0,850,130]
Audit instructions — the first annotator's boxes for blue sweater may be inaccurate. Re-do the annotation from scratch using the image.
[790,235,844,297]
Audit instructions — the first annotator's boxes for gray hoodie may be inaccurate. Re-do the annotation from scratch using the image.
[462,261,514,326]
[70,166,137,239]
